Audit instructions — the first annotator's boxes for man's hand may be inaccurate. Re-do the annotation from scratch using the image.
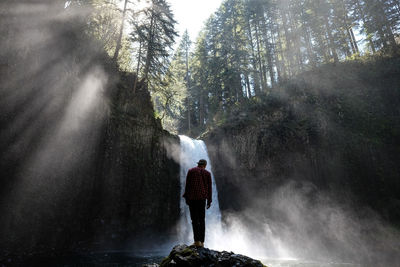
[207,202,211,209]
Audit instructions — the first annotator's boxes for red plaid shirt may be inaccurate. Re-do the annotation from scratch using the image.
[183,167,212,204]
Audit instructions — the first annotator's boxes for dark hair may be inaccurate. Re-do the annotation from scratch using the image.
[197,159,207,166]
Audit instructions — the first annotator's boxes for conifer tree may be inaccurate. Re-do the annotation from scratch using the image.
[131,0,177,88]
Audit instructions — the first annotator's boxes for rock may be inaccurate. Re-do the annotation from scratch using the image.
[155,244,266,267]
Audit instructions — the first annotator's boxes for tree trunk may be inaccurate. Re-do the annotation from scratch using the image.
[260,12,275,87]
[349,28,359,53]
[232,10,243,102]
[187,97,191,133]
[246,14,261,95]
[288,8,303,72]
[133,40,142,93]
[340,0,358,55]
[275,23,286,81]
[377,0,397,48]
[377,26,388,49]
[245,74,251,98]
[254,19,266,91]
[346,27,356,55]
[199,90,204,129]
[355,1,375,53]
[324,15,339,63]
[113,0,129,61]
[303,22,316,67]
[144,14,155,83]
[280,9,294,76]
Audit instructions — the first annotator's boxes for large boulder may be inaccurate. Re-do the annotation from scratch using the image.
[145,244,266,267]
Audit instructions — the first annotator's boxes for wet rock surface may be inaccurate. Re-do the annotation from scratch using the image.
[144,244,266,267]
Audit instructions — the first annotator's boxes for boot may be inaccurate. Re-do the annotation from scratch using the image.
[200,242,204,247]
[194,241,202,247]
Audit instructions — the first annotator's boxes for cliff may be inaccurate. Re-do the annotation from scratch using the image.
[205,55,400,224]
[98,75,180,247]
[0,2,180,256]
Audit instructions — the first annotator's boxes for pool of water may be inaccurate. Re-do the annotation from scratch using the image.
[4,251,165,267]
[262,259,360,267]
[4,251,361,267]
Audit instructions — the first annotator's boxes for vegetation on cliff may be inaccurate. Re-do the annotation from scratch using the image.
[206,54,400,224]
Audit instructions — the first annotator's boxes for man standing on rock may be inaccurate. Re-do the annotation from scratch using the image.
[183,159,212,247]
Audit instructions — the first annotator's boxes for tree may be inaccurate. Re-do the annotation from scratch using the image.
[113,0,129,61]
[181,30,193,132]
[363,0,398,51]
[152,30,191,133]
[131,0,177,89]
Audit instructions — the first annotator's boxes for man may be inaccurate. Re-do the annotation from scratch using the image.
[183,159,212,247]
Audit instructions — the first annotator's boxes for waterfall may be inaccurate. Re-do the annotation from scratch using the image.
[178,136,295,260]
[178,135,223,249]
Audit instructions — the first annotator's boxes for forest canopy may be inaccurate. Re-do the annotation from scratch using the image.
[156,0,400,135]
[54,0,400,135]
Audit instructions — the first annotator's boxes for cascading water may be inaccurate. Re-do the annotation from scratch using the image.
[178,135,223,249]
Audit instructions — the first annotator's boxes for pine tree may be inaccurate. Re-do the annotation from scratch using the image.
[181,30,193,132]
[131,0,178,89]
[113,0,129,61]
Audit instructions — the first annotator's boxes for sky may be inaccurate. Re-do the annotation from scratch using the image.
[168,0,223,42]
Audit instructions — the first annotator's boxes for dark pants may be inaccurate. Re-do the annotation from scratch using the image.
[188,199,206,242]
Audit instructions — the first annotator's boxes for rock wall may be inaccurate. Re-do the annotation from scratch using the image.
[205,57,400,224]
[98,75,181,248]
[0,2,180,255]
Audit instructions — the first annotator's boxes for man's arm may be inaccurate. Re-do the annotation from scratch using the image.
[207,172,212,208]
[183,170,191,199]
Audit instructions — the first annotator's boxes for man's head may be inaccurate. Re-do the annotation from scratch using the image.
[197,159,207,168]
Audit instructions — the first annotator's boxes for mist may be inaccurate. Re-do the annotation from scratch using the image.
[210,180,399,266]
[0,1,117,253]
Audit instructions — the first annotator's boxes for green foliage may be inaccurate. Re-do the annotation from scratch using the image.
[152,30,191,133]
[173,0,399,136]
[130,0,178,86]
[67,0,179,88]
[70,0,181,125]
[82,0,134,70]
[205,53,400,152]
